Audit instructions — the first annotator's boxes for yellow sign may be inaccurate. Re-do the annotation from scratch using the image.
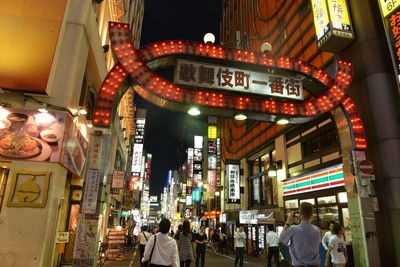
[379,0,400,17]
[208,125,217,139]
[327,0,351,30]
[311,0,330,41]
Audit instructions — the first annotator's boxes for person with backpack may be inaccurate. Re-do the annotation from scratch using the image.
[138,225,152,267]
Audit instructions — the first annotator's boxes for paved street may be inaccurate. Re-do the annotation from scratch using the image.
[103,244,280,267]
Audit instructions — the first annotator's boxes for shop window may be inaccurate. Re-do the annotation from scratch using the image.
[338,192,348,203]
[300,198,315,205]
[318,195,336,204]
[285,199,298,209]
[318,205,339,229]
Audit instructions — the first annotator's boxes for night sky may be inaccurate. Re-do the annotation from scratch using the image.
[135,0,222,197]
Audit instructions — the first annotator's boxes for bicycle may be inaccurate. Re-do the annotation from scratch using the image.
[97,241,107,267]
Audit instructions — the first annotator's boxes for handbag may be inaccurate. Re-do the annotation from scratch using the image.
[143,235,157,267]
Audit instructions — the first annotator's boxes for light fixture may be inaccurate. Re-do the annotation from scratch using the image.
[215,191,220,196]
[86,120,93,128]
[261,42,272,54]
[234,114,247,121]
[188,107,201,116]
[203,33,216,44]
[78,106,88,115]
[276,117,289,125]
[38,103,48,113]
[267,160,282,178]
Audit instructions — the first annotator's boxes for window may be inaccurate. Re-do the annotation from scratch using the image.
[248,149,277,208]
[302,128,338,157]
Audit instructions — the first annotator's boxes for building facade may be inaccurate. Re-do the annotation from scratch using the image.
[219,0,400,266]
[0,1,144,266]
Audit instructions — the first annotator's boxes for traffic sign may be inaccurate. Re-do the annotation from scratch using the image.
[358,160,374,174]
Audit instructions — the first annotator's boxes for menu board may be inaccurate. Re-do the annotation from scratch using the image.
[106,228,126,260]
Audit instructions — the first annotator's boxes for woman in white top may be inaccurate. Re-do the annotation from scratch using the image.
[139,225,152,267]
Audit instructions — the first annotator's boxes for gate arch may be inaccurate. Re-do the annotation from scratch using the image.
[93,22,366,150]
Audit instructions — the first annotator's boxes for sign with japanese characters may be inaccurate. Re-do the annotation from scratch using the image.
[311,0,354,53]
[379,0,400,17]
[175,59,303,100]
[227,164,240,203]
[239,210,258,224]
[81,170,101,214]
[111,170,125,189]
[131,143,143,173]
[385,10,400,84]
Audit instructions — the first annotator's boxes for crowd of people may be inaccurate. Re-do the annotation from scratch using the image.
[137,202,350,267]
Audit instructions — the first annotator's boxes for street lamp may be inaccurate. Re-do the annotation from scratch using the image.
[203,33,215,44]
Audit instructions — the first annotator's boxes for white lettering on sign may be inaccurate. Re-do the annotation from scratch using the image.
[239,210,258,224]
[175,59,304,100]
[227,164,240,201]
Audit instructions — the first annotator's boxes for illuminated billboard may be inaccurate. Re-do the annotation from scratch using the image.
[311,0,354,53]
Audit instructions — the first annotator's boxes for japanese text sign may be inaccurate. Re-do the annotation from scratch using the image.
[227,164,240,203]
[81,170,101,214]
[175,59,303,100]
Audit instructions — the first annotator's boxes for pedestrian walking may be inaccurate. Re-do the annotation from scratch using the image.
[324,223,348,267]
[193,225,207,267]
[322,220,336,267]
[234,226,246,267]
[138,225,152,267]
[141,218,179,267]
[280,202,321,267]
[177,220,195,267]
[220,231,228,255]
[211,229,220,253]
[266,224,280,267]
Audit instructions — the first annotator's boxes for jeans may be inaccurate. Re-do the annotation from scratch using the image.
[235,247,244,267]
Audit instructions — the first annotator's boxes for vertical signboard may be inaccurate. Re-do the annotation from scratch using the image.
[72,214,99,267]
[311,0,354,53]
[227,163,240,203]
[380,7,400,86]
[111,170,125,189]
[81,170,101,214]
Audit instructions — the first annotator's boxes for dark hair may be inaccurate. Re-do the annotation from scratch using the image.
[141,225,148,232]
[300,202,313,218]
[267,224,273,231]
[159,219,171,234]
[182,220,191,236]
[328,220,336,228]
[332,223,343,235]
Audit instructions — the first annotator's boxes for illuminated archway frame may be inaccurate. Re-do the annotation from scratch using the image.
[93,22,366,150]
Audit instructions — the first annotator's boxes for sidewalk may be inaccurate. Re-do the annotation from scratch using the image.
[104,243,282,267]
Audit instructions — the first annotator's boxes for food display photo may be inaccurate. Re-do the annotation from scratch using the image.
[0,109,66,162]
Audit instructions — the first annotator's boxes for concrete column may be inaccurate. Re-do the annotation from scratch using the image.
[344,0,400,265]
